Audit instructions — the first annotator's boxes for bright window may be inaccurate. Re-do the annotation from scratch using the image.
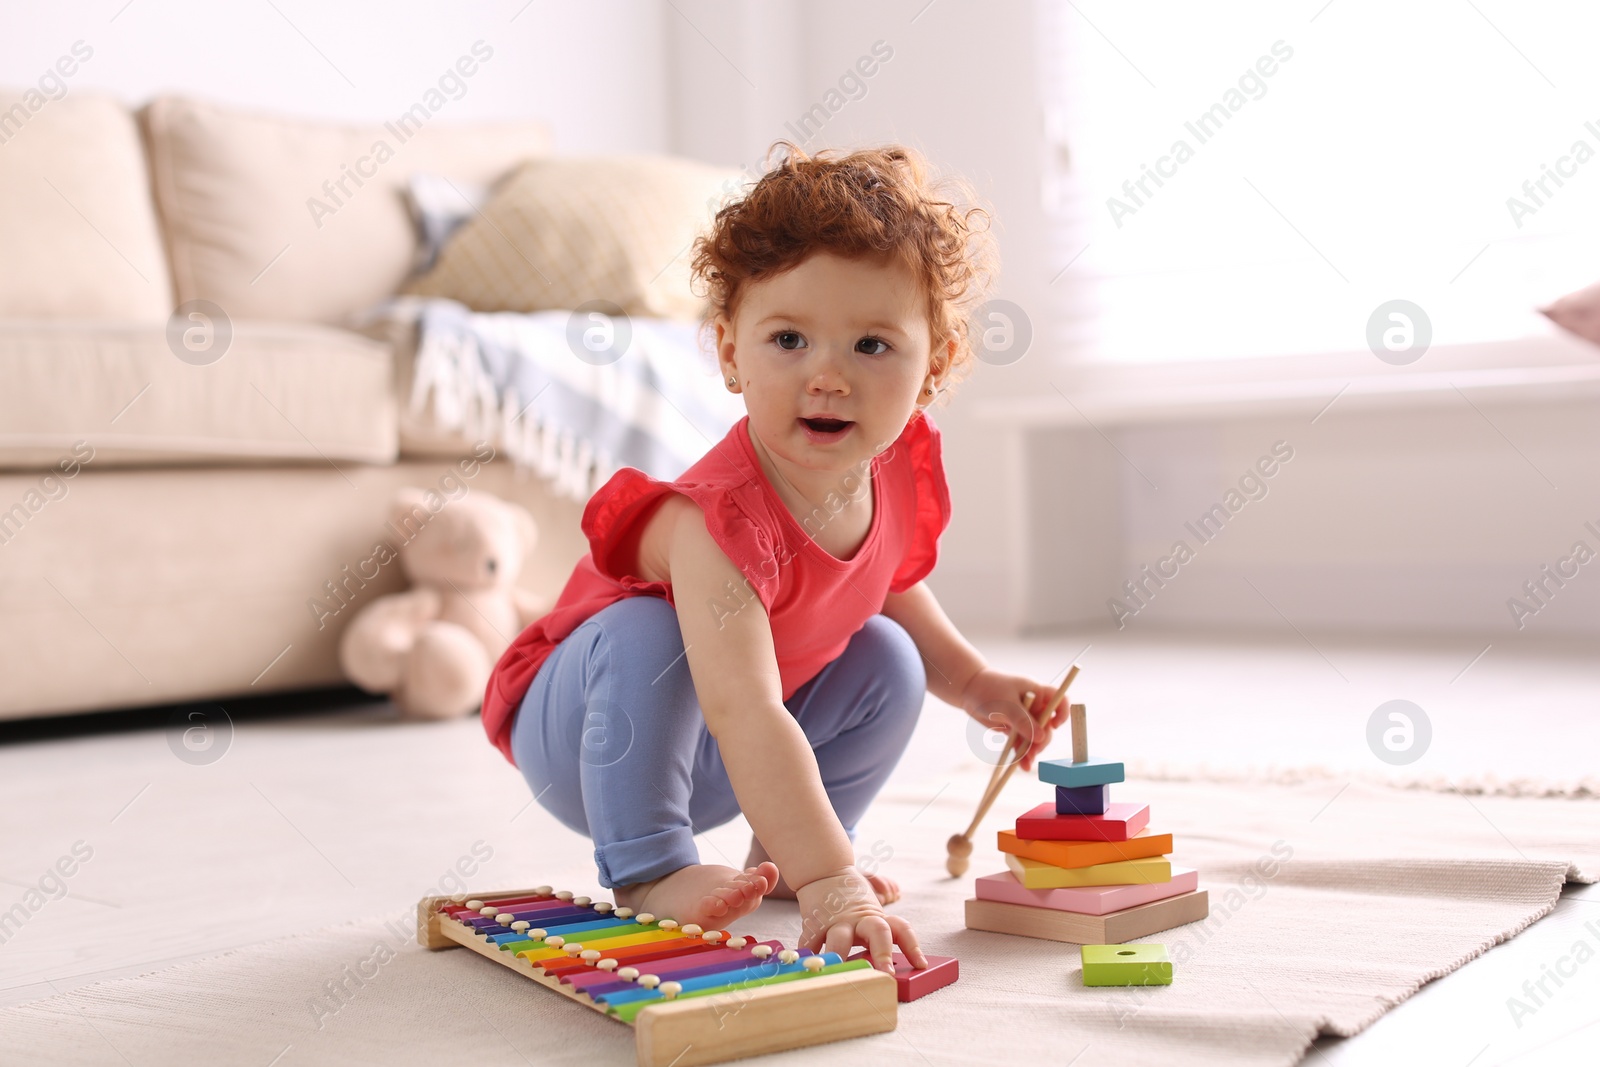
[1037,0,1600,363]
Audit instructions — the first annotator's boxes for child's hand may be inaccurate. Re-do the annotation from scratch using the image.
[794,866,928,973]
[960,668,1067,773]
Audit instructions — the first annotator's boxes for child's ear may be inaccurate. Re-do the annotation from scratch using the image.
[941,331,959,379]
[713,314,735,359]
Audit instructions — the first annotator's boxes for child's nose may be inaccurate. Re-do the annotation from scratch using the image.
[806,350,851,392]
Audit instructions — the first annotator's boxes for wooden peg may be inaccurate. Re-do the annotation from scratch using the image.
[1071,703,1088,763]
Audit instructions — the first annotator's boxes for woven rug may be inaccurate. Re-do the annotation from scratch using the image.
[3,767,1594,1067]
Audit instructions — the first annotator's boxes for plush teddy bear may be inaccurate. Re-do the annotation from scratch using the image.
[339,487,546,720]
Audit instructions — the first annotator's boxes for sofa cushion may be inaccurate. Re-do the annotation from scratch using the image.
[141,96,551,326]
[401,155,739,320]
[0,322,396,469]
[0,89,173,320]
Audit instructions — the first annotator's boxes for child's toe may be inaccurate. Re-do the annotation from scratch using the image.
[753,861,780,892]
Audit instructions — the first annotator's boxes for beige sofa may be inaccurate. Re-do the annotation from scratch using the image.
[0,92,588,721]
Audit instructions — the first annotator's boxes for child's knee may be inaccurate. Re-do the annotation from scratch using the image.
[587,596,684,666]
[860,615,926,712]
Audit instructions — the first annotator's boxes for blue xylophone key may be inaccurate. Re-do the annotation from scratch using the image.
[593,952,835,1007]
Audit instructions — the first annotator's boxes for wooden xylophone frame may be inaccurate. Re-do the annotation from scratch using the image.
[416,887,898,1067]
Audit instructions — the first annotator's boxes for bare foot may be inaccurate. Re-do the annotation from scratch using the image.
[613,862,780,929]
[745,837,902,905]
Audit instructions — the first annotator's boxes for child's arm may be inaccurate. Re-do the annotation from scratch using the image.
[656,496,923,967]
[883,581,1067,771]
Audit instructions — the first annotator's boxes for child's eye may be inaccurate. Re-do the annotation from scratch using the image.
[771,330,806,351]
[856,336,891,356]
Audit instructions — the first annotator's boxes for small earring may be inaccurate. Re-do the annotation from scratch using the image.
[924,385,935,396]
[727,376,737,387]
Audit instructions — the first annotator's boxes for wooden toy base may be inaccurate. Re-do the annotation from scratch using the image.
[844,949,960,1001]
[418,889,898,1067]
[964,889,1210,945]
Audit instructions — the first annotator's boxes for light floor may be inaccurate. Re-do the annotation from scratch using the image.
[1,625,1596,1065]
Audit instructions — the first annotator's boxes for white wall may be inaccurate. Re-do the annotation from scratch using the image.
[0,0,669,152]
[1022,398,1600,642]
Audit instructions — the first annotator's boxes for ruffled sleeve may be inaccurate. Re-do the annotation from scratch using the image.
[580,466,783,611]
[581,467,675,597]
[889,409,953,593]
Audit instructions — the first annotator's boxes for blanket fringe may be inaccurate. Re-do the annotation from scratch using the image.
[410,321,614,502]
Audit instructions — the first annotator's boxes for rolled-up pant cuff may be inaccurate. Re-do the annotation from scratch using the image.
[593,826,700,889]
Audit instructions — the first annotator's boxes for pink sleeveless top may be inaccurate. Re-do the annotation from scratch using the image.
[481,410,951,765]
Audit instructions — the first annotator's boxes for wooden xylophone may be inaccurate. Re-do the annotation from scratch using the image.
[416,886,899,1067]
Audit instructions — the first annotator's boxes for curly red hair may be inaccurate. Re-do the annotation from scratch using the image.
[690,142,996,393]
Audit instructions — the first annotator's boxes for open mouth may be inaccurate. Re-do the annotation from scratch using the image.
[800,416,854,439]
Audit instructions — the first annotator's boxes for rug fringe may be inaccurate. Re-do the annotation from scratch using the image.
[1126,760,1600,800]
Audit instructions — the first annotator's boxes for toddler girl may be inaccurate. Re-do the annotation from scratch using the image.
[481,144,1065,972]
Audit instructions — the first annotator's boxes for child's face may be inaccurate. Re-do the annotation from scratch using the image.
[715,251,948,477]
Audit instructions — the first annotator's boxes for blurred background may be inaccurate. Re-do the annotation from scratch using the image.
[5,0,1600,661]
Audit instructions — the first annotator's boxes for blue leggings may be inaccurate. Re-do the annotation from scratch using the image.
[509,595,926,889]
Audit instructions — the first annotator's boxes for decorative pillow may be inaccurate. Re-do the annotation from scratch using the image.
[0,89,173,320]
[142,95,550,325]
[402,155,741,321]
[1540,278,1600,346]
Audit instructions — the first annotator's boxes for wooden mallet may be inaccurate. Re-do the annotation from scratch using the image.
[946,665,1079,877]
